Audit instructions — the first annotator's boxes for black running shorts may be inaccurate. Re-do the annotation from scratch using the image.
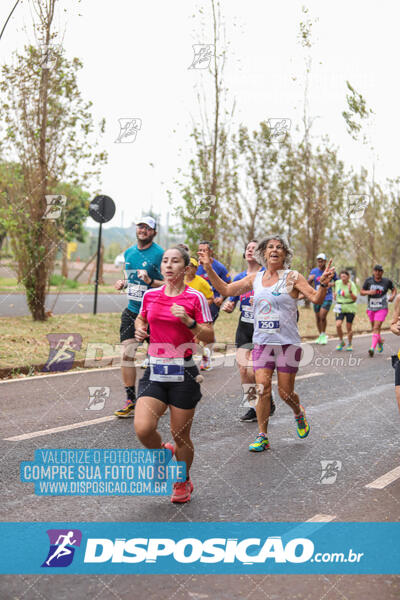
[137,364,202,409]
[395,359,400,387]
[120,308,138,342]
[235,318,254,349]
[335,312,355,323]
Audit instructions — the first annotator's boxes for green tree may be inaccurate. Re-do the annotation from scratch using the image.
[0,0,106,320]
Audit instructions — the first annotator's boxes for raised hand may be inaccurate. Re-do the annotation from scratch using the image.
[198,246,212,269]
[320,258,335,285]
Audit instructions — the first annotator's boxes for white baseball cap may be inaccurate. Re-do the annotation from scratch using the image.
[136,216,156,230]
[316,253,327,260]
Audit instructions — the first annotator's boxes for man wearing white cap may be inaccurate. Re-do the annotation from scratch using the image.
[113,216,164,417]
[308,253,337,344]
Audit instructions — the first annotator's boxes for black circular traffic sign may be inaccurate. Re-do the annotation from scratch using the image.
[89,195,115,224]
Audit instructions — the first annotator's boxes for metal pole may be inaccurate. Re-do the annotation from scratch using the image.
[93,221,102,315]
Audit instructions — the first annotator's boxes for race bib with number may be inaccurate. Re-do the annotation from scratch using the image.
[127,283,147,300]
[333,303,342,314]
[149,357,184,382]
[257,313,280,333]
[241,306,254,324]
[370,297,383,309]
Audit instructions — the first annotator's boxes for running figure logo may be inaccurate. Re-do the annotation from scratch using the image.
[319,460,342,484]
[272,270,299,296]
[346,194,369,221]
[41,529,82,568]
[43,195,67,220]
[86,386,110,410]
[115,118,142,143]
[240,383,264,408]
[40,43,59,69]
[188,44,214,69]
[43,333,82,372]
[268,118,291,143]
[194,195,216,219]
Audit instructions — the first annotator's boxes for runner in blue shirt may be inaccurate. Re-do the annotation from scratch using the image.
[222,240,276,421]
[196,241,231,370]
[113,216,164,417]
[308,253,337,344]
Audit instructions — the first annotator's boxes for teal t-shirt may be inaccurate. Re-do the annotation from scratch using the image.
[124,242,164,313]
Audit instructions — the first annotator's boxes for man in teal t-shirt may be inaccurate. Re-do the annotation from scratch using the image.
[113,216,164,417]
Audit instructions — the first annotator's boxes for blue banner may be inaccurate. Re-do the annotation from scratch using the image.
[0,522,399,574]
[20,449,186,496]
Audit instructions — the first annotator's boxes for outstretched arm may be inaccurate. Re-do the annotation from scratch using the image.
[198,248,255,296]
[390,295,400,336]
[294,259,336,304]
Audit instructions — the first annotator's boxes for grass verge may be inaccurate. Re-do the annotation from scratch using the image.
[0,303,393,378]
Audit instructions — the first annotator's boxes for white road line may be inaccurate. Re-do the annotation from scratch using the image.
[290,372,323,381]
[365,465,400,489]
[306,514,336,522]
[4,415,116,441]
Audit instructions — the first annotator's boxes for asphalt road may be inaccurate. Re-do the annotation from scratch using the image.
[0,293,127,316]
[0,334,399,598]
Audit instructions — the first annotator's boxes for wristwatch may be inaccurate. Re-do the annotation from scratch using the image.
[148,278,154,286]
[188,319,197,329]
[320,281,328,288]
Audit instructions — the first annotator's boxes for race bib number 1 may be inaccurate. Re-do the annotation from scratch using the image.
[257,313,280,333]
[150,357,184,382]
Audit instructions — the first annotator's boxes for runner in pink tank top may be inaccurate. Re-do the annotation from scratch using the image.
[134,246,214,504]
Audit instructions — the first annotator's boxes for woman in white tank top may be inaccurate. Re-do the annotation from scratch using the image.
[199,235,335,453]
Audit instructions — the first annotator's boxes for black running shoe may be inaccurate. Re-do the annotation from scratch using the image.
[270,391,276,417]
[240,408,257,422]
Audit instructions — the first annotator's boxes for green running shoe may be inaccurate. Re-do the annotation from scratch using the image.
[336,341,345,351]
[345,344,353,351]
[249,433,270,452]
[377,341,384,353]
[320,333,328,345]
[295,405,310,439]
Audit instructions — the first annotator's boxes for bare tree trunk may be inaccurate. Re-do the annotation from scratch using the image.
[61,240,68,278]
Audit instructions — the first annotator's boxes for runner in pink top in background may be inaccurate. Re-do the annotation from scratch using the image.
[134,246,214,504]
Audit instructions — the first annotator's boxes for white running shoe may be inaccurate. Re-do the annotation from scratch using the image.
[200,347,213,371]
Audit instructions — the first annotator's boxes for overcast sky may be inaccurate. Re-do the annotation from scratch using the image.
[1,0,399,231]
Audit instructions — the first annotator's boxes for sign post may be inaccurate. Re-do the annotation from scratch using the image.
[88,195,116,315]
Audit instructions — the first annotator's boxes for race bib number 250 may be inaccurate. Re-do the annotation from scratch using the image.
[257,314,280,333]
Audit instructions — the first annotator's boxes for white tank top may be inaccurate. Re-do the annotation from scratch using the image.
[252,270,301,346]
